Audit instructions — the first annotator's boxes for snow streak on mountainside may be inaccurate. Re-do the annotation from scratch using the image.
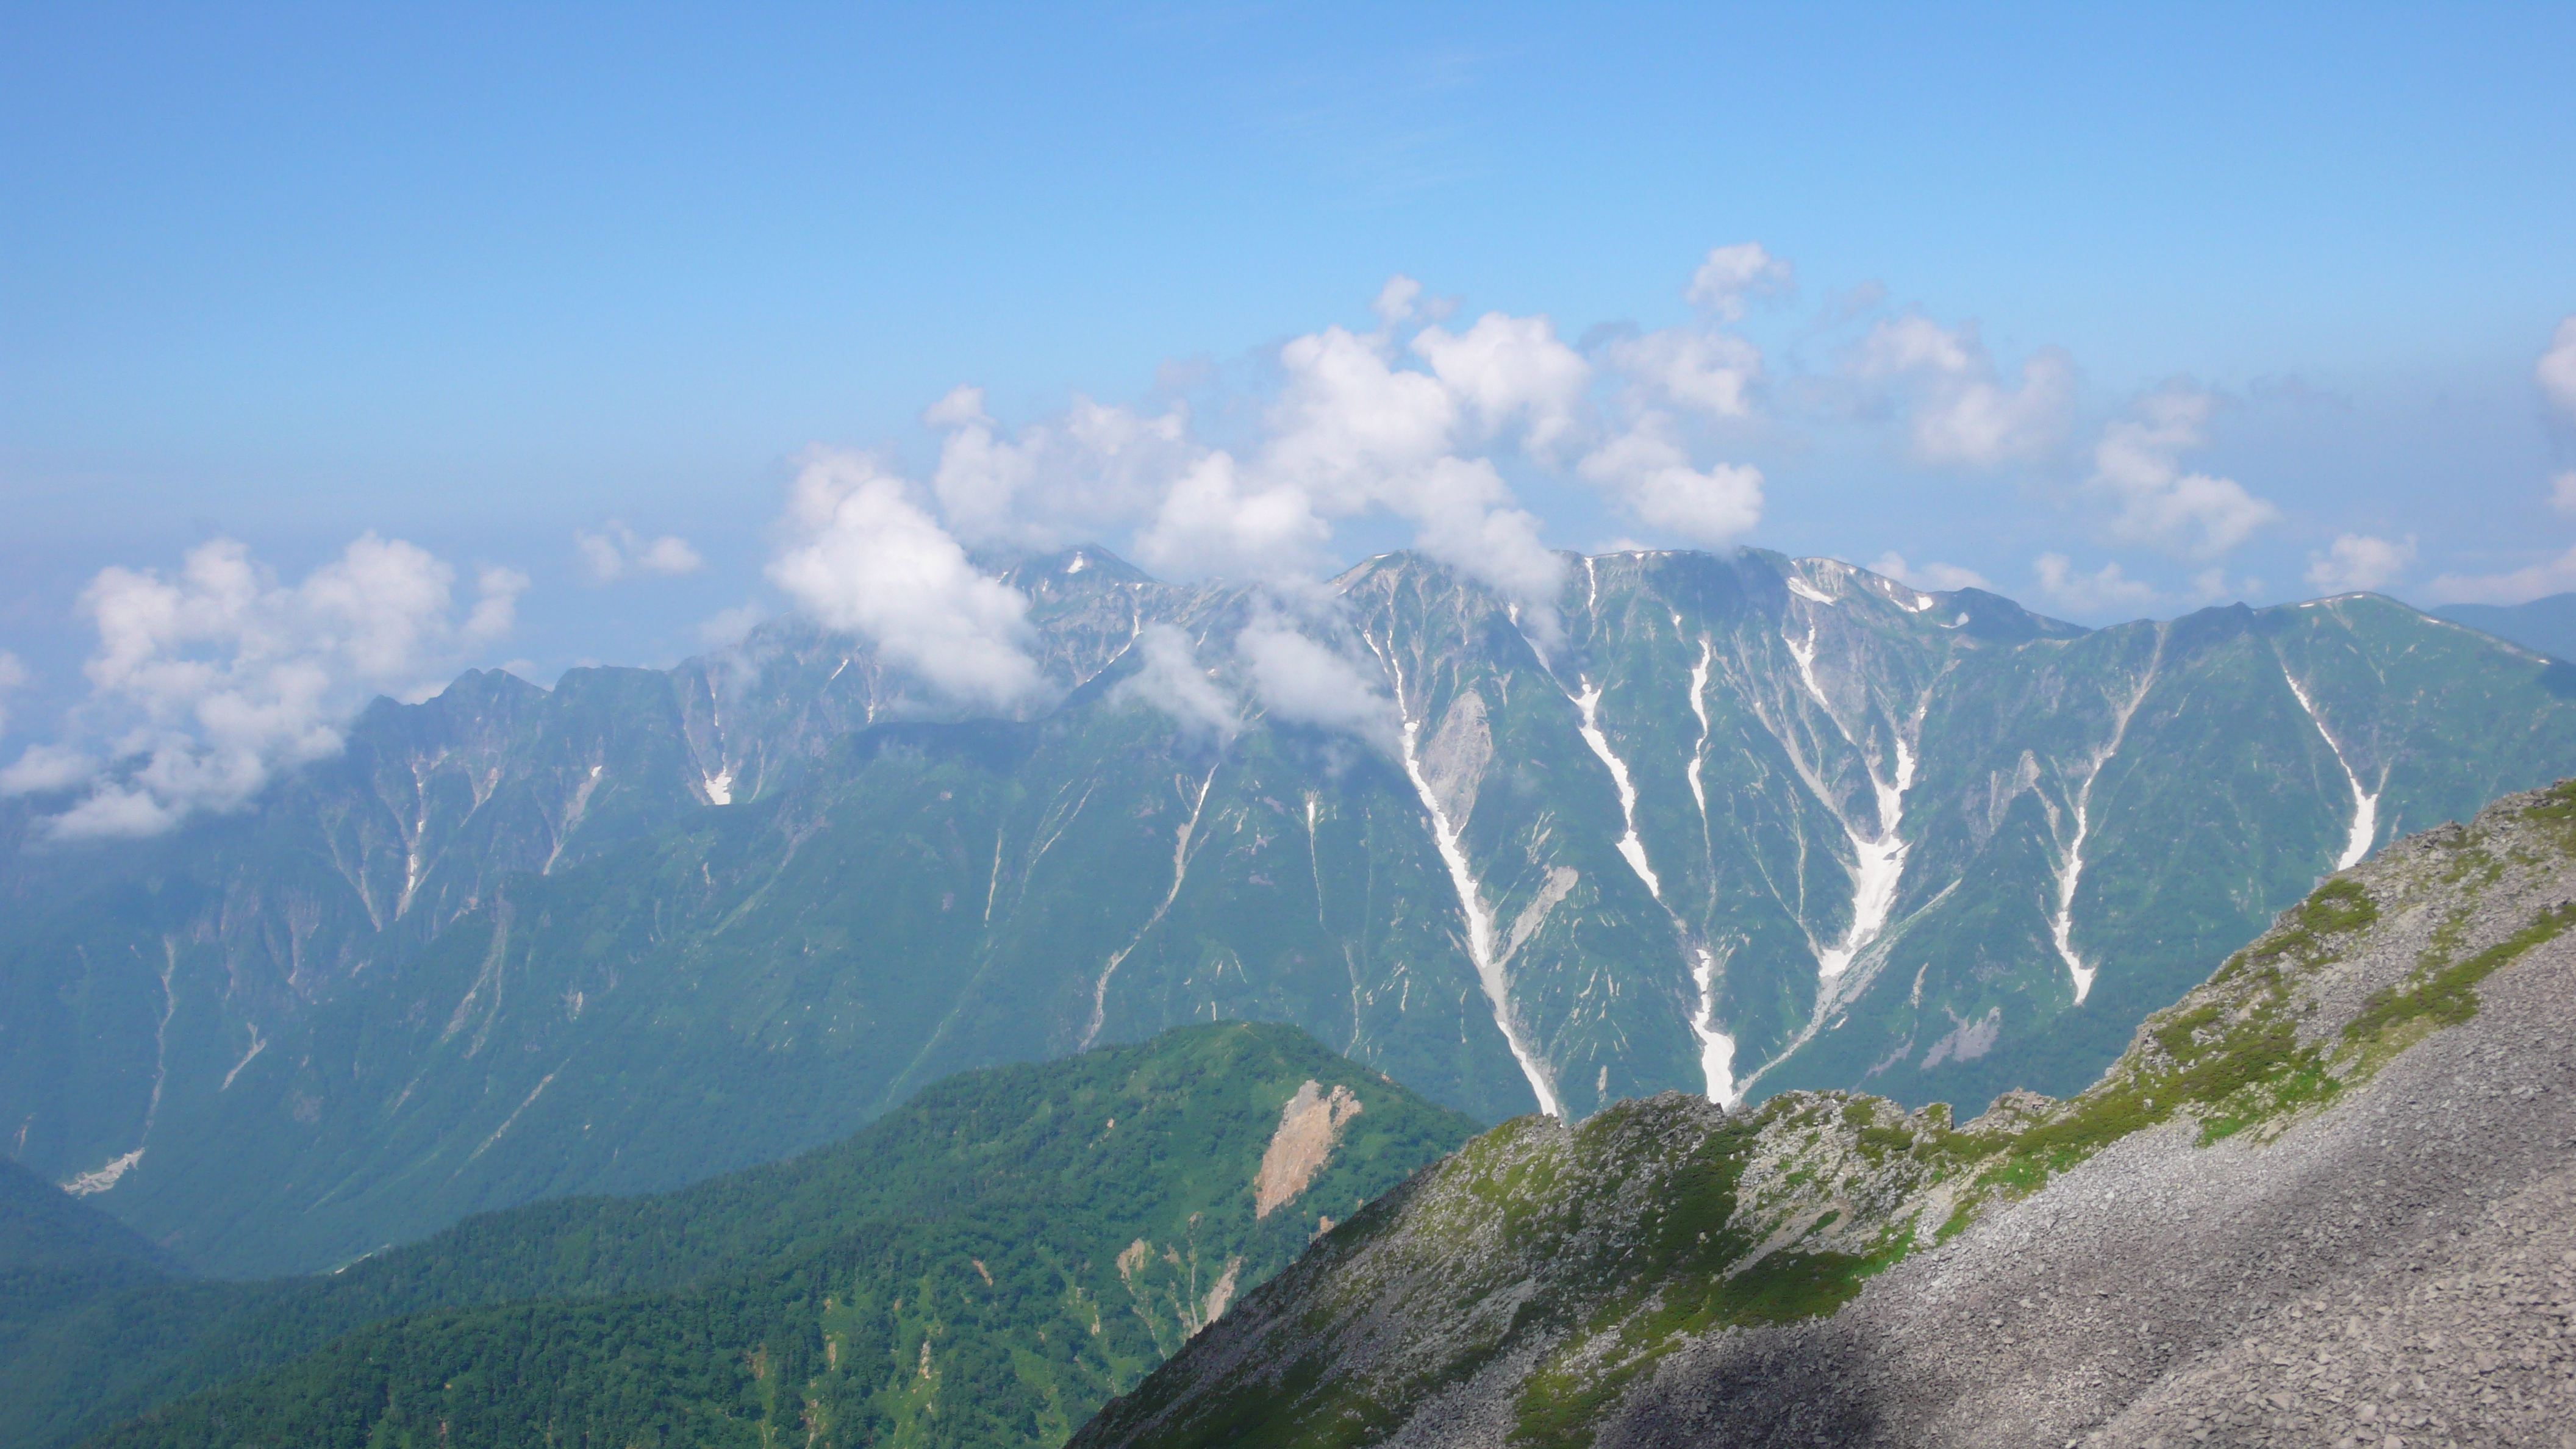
[2284,668,2380,871]
[9,546,2576,1275]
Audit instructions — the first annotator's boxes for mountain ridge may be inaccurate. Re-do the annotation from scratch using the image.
[4,1021,1478,1449]
[9,546,2576,1276]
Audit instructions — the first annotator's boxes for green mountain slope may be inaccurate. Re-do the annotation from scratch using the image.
[11,551,2576,1278]
[1068,779,2576,1449]
[13,1023,1475,1449]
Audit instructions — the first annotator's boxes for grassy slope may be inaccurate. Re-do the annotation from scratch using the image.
[24,1023,1476,1449]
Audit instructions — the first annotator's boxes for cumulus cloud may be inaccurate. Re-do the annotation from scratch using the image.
[0,651,24,740]
[4,534,525,837]
[1604,327,1764,418]
[2425,546,2576,606]
[926,385,1193,551]
[1234,614,1400,752]
[1411,311,1592,456]
[1686,242,1794,320]
[882,257,1799,629]
[2030,553,2163,618]
[1110,623,1240,743]
[1848,315,2077,468]
[2539,315,2576,420]
[2303,534,2416,594]
[1248,313,1573,621]
[1867,553,1992,592]
[1132,451,1333,582]
[1580,415,1764,543]
[576,522,703,582]
[0,742,96,795]
[767,448,1048,710]
[2086,385,2280,559]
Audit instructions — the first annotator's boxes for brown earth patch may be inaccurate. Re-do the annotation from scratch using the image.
[1254,1079,1363,1218]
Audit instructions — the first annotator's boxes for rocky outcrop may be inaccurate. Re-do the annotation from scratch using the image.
[1073,781,2576,1448]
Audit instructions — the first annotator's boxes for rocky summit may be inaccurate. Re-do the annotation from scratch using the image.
[1070,780,2576,1448]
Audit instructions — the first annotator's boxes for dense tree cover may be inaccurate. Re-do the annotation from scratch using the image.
[12,1023,1477,1449]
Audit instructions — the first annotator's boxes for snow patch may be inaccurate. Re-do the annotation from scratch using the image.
[1571,679,1660,898]
[220,1024,267,1091]
[1690,947,1739,1107]
[2050,646,2161,1004]
[703,770,734,806]
[1686,640,1713,824]
[62,1149,143,1197]
[1786,576,1836,605]
[1816,738,1914,981]
[2284,672,2380,871]
[1081,762,1219,1050]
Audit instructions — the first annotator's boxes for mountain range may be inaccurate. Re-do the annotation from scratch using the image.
[2435,590,2576,665]
[7,546,2575,1278]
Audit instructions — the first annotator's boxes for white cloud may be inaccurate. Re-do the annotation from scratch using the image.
[695,602,764,649]
[926,385,1192,551]
[1371,274,1423,331]
[766,447,1048,710]
[0,742,97,795]
[2550,470,2576,515]
[2086,385,2280,559]
[1409,311,1591,456]
[1848,315,2077,468]
[0,651,23,740]
[1579,415,1764,544]
[2030,553,2163,618]
[1867,553,1992,592]
[576,522,703,583]
[2303,534,2416,594]
[1111,623,1240,742]
[4,534,525,836]
[2425,546,2576,606]
[1234,615,1400,751]
[1604,327,1763,418]
[2539,315,2576,420]
[1397,456,1572,635]
[1261,323,1458,506]
[1686,242,1794,320]
[1132,451,1331,582]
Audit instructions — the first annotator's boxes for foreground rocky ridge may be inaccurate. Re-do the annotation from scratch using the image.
[1073,782,2576,1448]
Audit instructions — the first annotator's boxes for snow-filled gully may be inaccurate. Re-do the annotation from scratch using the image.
[2285,672,2380,871]
[1682,640,1741,1106]
[1782,628,1916,984]
[1079,762,1218,1051]
[2050,648,2161,1004]
[1372,640,1564,1118]
[1398,713,1565,1118]
[1571,680,1661,899]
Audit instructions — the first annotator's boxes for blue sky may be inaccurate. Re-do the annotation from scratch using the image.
[4,2,2575,789]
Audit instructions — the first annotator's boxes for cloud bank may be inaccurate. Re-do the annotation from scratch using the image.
[4,535,524,837]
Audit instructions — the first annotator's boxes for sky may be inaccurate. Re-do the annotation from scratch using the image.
[3,1,2574,832]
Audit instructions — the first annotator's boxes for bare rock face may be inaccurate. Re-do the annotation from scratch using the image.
[1072,782,2576,1448]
